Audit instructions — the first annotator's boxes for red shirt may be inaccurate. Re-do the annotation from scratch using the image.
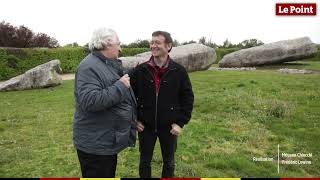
[147,56,171,95]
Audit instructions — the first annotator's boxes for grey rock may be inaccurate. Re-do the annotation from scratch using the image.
[0,60,63,92]
[219,37,317,67]
[120,43,216,72]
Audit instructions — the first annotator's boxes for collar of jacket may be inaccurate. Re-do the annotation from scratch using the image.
[142,55,177,71]
[92,51,124,76]
[92,50,122,66]
[147,55,170,68]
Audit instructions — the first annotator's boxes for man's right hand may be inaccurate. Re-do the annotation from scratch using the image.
[136,121,145,132]
[119,74,130,88]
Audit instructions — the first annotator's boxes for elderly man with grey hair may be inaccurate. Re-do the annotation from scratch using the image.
[73,27,137,177]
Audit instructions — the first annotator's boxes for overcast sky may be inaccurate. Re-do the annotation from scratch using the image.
[1,0,319,46]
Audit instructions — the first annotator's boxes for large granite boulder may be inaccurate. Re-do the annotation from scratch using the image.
[120,43,216,72]
[0,60,63,92]
[219,37,318,67]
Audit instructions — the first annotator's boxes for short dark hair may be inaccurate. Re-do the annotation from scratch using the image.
[152,31,173,52]
[152,31,173,44]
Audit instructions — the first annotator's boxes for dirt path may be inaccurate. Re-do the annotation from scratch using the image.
[61,73,75,80]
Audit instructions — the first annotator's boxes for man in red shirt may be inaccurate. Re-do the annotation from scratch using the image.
[130,31,194,177]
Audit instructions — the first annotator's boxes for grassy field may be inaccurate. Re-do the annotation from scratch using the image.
[0,59,320,177]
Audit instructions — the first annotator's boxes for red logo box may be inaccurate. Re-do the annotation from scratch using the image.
[276,3,317,15]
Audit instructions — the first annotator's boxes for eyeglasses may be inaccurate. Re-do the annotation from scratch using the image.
[112,42,121,46]
[107,41,121,47]
[149,40,163,46]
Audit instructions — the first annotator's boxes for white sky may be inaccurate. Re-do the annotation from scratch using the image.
[1,0,319,46]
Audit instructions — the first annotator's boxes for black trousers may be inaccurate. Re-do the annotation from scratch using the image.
[139,128,177,178]
[76,149,117,178]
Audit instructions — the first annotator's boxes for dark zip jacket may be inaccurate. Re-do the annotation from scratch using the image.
[130,57,194,131]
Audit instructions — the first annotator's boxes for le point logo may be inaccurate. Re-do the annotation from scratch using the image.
[276,3,317,16]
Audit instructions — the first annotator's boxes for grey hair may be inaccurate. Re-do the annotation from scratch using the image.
[88,27,118,51]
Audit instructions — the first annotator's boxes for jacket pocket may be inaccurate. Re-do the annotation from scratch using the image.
[158,104,180,127]
[112,103,132,130]
[96,130,115,147]
[138,101,153,124]
[170,105,180,124]
[172,105,181,122]
[115,128,130,145]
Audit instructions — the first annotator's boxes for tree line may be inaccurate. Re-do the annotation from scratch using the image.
[120,37,263,49]
[0,21,59,48]
[1,21,263,49]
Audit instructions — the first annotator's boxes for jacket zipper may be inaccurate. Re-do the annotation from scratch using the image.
[145,66,176,133]
[155,68,176,133]
[145,68,158,132]
[155,93,158,133]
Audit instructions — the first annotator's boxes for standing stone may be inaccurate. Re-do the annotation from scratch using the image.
[219,37,318,67]
[0,60,63,92]
[120,43,216,72]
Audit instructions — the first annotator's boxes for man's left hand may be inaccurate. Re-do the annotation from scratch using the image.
[170,123,182,136]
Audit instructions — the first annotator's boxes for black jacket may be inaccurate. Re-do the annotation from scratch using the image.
[130,59,194,131]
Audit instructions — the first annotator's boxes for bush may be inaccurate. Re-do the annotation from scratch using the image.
[0,47,149,81]
[120,48,149,57]
[0,47,88,80]
[306,45,320,62]
[215,48,241,62]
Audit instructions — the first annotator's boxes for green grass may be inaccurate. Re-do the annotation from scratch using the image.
[1,68,320,177]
